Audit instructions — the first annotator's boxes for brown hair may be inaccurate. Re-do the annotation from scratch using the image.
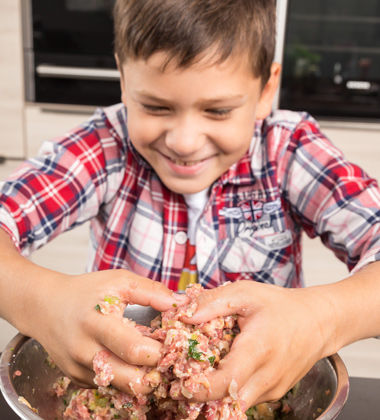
[113,0,276,84]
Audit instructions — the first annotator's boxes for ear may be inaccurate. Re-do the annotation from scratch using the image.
[256,62,282,119]
[115,53,127,104]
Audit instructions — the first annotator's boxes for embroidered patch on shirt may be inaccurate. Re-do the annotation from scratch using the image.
[263,198,281,214]
[219,198,284,237]
[220,199,281,220]
[263,230,293,250]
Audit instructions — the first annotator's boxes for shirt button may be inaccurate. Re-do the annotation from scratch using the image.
[175,231,188,245]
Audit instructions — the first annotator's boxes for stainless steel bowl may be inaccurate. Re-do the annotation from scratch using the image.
[0,305,349,419]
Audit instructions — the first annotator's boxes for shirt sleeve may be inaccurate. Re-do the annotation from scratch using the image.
[276,114,380,273]
[0,107,126,256]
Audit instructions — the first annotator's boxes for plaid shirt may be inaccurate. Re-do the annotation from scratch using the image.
[0,104,379,290]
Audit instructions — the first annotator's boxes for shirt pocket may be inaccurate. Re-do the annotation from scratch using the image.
[219,228,293,274]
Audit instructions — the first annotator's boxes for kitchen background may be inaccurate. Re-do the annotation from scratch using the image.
[0,0,379,378]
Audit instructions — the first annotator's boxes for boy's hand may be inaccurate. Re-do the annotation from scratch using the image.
[182,281,337,408]
[29,270,187,395]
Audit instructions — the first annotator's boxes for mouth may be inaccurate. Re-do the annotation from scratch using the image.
[168,157,207,166]
[159,152,215,176]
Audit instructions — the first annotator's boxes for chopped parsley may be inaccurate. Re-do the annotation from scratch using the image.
[208,356,216,366]
[187,339,203,361]
[95,304,101,312]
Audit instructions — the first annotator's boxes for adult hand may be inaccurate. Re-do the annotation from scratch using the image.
[182,280,338,408]
[28,269,187,395]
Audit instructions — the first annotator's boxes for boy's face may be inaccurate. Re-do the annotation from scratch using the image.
[118,51,280,194]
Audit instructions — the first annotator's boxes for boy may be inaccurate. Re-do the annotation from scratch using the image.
[1,0,380,410]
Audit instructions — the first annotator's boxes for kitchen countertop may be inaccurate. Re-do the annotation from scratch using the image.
[1,377,379,419]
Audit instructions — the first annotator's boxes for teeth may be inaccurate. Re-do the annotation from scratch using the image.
[171,158,201,166]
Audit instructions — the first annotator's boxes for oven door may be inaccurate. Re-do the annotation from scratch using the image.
[280,0,380,120]
[23,0,121,106]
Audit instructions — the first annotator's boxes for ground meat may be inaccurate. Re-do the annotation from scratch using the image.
[58,284,290,420]
[53,376,71,397]
[93,351,114,387]
[63,388,149,420]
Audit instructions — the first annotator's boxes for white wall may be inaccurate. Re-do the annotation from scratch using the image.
[302,121,380,378]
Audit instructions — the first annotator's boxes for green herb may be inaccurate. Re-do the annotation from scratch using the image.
[104,295,120,305]
[95,304,101,312]
[187,339,203,361]
[45,356,56,369]
[208,356,216,366]
[123,402,133,409]
[245,406,256,418]
[89,390,109,409]
[172,303,178,308]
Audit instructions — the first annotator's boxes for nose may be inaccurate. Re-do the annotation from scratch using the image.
[164,115,205,157]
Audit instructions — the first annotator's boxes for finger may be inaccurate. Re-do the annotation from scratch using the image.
[60,342,152,395]
[70,376,95,390]
[67,366,95,389]
[238,371,297,409]
[238,368,279,408]
[238,361,311,409]
[54,357,96,389]
[71,356,151,396]
[183,281,257,323]
[118,271,188,310]
[93,315,163,366]
[192,331,262,402]
[108,354,152,395]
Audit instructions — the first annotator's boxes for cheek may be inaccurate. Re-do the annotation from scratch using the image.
[215,118,255,156]
[126,110,162,149]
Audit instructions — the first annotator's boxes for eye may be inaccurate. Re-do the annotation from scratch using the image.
[141,104,170,114]
[205,108,233,118]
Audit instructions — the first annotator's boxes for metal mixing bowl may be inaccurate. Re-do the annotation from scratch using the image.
[0,305,349,419]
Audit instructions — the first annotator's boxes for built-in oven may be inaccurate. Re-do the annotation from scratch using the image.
[279,0,380,120]
[22,0,288,109]
[22,0,380,121]
[22,0,120,107]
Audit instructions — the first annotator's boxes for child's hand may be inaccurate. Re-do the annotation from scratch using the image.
[29,270,187,395]
[182,281,337,408]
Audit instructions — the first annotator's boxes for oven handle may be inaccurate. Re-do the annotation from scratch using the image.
[36,64,120,81]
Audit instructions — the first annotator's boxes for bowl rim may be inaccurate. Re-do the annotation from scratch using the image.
[0,334,350,420]
[317,352,350,420]
[0,334,41,420]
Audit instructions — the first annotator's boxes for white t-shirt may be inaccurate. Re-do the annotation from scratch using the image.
[183,188,209,245]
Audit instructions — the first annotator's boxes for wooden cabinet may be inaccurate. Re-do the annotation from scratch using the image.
[24,104,93,157]
[0,0,25,158]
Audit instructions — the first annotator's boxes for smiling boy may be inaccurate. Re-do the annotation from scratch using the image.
[0,0,380,413]
[119,52,277,195]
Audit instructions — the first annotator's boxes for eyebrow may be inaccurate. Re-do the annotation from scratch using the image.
[135,91,247,106]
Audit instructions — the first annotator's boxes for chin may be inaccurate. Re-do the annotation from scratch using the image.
[162,179,211,195]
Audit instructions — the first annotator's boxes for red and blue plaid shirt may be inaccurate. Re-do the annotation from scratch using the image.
[0,104,379,290]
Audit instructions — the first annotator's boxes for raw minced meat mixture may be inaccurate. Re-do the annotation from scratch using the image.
[56,284,292,420]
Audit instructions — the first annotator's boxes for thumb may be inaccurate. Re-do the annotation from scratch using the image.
[118,271,188,311]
